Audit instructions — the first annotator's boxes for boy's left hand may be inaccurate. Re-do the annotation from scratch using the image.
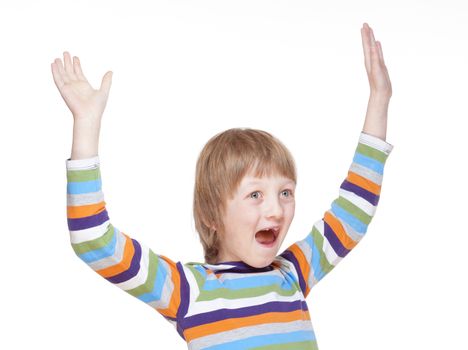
[361,23,392,101]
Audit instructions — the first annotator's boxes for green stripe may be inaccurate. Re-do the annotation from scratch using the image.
[72,222,114,255]
[334,196,372,224]
[196,280,298,302]
[311,226,335,274]
[67,167,101,182]
[357,142,388,163]
[186,264,206,289]
[126,249,160,297]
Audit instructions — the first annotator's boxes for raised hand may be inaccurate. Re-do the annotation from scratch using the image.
[51,51,113,123]
[361,23,392,101]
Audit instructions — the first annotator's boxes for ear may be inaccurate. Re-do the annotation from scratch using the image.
[203,219,217,233]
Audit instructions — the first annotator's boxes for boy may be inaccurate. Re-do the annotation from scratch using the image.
[55,23,393,349]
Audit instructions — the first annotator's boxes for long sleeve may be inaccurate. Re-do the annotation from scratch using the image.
[278,131,394,299]
[66,156,187,334]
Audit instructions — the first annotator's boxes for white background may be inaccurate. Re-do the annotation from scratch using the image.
[1,0,467,349]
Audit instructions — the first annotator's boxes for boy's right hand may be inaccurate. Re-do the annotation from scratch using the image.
[51,51,113,123]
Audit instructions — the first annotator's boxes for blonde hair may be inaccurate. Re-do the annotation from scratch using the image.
[193,127,297,264]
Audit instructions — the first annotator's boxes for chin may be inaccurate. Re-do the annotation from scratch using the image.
[249,256,275,268]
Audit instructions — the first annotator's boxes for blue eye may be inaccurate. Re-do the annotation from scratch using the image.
[250,191,261,199]
[250,190,293,199]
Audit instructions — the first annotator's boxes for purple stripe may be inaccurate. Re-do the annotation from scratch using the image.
[280,250,307,296]
[341,179,380,206]
[176,262,190,340]
[323,220,350,258]
[67,209,109,231]
[212,261,275,274]
[183,300,303,329]
[106,239,142,283]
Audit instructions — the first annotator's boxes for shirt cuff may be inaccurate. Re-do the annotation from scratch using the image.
[359,131,394,155]
[66,155,100,170]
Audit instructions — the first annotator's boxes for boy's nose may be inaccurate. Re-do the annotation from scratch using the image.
[264,198,284,220]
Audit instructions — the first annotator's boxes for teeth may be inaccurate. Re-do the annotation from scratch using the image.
[260,226,280,235]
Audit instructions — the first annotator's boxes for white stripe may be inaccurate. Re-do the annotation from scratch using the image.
[203,263,238,270]
[88,226,127,271]
[114,243,151,290]
[339,188,376,216]
[184,289,303,318]
[69,219,110,244]
[359,132,394,154]
[66,156,100,169]
[184,264,202,308]
[312,219,342,268]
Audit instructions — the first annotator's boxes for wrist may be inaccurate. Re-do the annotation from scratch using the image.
[71,120,101,160]
[369,92,391,106]
[70,145,99,160]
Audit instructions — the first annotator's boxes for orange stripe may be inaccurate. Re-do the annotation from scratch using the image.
[347,171,381,195]
[96,232,135,278]
[156,255,181,319]
[323,211,357,250]
[288,244,311,297]
[185,309,309,341]
[67,201,107,219]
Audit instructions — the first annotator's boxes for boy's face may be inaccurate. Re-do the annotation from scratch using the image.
[215,169,296,268]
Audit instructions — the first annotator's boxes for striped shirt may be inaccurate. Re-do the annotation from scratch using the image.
[66,131,393,349]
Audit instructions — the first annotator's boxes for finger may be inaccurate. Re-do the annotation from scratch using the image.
[63,52,78,81]
[370,42,382,72]
[63,51,74,74]
[73,56,87,81]
[368,27,382,70]
[376,41,385,65]
[51,61,65,88]
[99,71,113,95]
[361,23,371,72]
[369,27,376,46]
[54,57,70,84]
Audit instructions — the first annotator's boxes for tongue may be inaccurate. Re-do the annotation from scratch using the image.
[255,230,275,244]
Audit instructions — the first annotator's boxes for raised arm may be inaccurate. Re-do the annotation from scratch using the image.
[53,52,186,330]
[65,157,185,328]
[278,23,394,298]
[278,132,393,298]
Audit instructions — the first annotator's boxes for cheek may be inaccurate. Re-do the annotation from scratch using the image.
[288,200,296,213]
[233,202,258,222]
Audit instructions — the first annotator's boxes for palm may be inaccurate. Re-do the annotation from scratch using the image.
[51,51,112,121]
[60,79,105,118]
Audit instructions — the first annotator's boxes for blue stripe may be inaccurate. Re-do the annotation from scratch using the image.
[138,256,169,303]
[305,232,326,282]
[353,153,384,175]
[78,226,117,263]
[204,330,316,349]
[280,250,307,296]
[67,178,102,194]
[331,202,367,234]
[203,275,293,291]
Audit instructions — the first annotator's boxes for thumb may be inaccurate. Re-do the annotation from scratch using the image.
[100,71,113,95]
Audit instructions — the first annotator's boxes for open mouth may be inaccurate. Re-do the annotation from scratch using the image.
[255,227,279,247]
